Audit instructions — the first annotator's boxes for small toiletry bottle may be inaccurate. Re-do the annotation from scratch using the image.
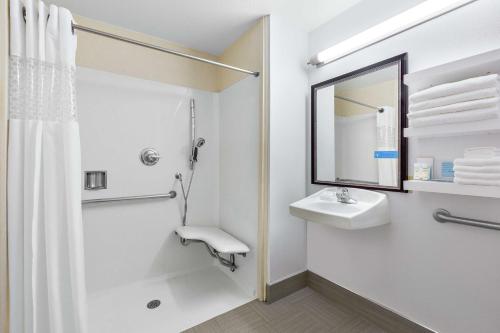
[420,164,431,181]
[414,163,431,181]
[413,163,423,180]
[440,161,454,181]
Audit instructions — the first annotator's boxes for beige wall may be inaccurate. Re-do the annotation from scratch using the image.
[74,15,221,92]
[74,15,263,93]
[0,0,9,331]
[217,19,264,90]
[335,79,397,117]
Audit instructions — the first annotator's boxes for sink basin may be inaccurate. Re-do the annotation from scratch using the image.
[289,188,389,229]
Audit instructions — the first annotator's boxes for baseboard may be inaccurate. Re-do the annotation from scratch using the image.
[265,271,307,303]
[266,270,434,332]
[307,271,435,333]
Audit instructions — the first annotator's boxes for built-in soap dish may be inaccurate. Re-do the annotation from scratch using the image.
[84,171,107,190]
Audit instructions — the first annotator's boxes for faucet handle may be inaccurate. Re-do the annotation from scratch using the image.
[336,187,347,200]
[336,187,357,204]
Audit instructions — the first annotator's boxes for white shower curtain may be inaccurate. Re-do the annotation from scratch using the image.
[376,106,398,187]
[8,1,88,332]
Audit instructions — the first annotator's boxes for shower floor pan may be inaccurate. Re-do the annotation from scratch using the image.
[88,265,253,333]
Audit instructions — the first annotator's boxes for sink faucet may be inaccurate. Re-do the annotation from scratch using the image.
[336,188,357,204]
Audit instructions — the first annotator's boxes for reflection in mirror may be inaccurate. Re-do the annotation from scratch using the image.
[312,54,407,191]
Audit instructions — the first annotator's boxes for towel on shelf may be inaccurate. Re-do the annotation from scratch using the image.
[454,171,500,180]
[454,157,500,167]
[409,87,499,112]
[454,177,500,186]
[464,146,500,159]
[454,164,500,173]
[407,97,499,119]
[408,107,499,128]
[410,74,499,103]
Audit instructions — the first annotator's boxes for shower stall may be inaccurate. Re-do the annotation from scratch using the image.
[78,70,260,332]
[4,2,267,331]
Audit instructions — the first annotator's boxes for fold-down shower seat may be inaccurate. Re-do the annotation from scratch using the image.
[175,226,249,272]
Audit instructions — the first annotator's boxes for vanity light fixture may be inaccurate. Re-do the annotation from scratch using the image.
[309,0,477,66]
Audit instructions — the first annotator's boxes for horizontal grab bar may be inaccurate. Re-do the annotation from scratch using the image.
[433,208,500,231]
[82,191,177,205]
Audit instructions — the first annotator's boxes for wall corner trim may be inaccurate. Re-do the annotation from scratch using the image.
[265,271,308,304]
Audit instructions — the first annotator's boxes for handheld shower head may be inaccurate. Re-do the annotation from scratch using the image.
[190,137,206,168]
[195,137,206,148]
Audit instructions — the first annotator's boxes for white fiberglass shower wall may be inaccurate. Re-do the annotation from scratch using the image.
[76,66,259,332]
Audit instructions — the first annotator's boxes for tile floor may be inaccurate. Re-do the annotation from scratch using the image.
[184,287,387,332]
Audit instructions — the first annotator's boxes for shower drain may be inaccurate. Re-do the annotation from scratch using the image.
[146,299,161,309]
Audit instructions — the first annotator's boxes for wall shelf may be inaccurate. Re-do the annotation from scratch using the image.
[404,48,500,93]
[404,119,500,138]
[403,48,500,138]
[404,180,500,198]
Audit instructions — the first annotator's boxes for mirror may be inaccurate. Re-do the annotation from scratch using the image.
[311,54,407,191]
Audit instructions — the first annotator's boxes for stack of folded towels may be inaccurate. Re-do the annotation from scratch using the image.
[453,147,500,186]
[408,74,500,128]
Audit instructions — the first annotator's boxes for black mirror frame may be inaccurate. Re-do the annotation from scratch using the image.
[311,53,408,192]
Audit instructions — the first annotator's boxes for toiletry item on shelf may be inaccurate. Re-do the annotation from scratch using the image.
[413,157,433,181]
[453,147,500,186]
[414,163,431,181]
[416,157,434,179]
[439,161,455,181]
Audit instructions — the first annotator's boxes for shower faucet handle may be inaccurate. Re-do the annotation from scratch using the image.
[140,148,160,166]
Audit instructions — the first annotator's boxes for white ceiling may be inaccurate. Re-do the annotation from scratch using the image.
[47,0,362,55]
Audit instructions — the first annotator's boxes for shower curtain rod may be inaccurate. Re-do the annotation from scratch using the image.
[72,24,260,77]
[335,95,383,112]
[21,7,259,77]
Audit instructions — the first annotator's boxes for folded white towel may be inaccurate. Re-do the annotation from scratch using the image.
[409,87,499,112]
[454,157,500,167]
[454,165,500,173]
[408,107,499,128]
[454,177,500,186]
[407,97,499,118]
[454,171,500,180]
[410,74,499,103]
[464,146,500,159]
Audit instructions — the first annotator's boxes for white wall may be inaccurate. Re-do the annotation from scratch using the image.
[307,1,500,332]
[78,67,220,293]
[268,16,309,283]
[219,77,260,296]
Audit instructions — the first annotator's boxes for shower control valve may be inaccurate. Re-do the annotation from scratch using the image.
[140,148,160,166]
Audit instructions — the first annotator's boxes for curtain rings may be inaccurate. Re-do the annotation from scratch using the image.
[21,6,74,35]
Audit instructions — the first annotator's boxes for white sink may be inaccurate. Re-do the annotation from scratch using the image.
[289,187,390,230]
